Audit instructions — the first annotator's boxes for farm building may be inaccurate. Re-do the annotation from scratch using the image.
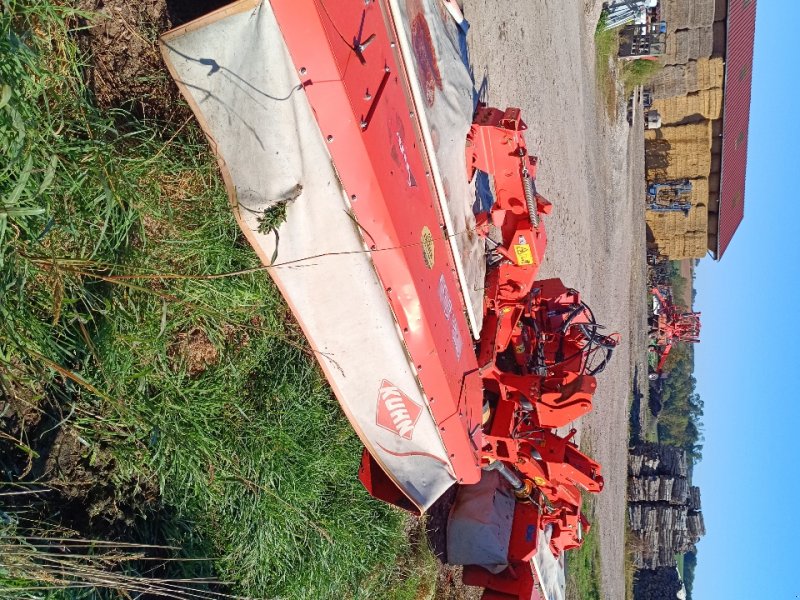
[644,0,757,260]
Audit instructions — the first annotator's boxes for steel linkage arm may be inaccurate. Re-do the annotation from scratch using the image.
[466,106,551,313]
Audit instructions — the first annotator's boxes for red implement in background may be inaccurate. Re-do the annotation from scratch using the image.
[649,286,700,375]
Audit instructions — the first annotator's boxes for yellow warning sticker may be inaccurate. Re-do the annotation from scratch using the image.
[514,243,534,265]
[421,226,435,269]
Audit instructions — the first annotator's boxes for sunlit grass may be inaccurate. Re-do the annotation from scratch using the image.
[595,11,622,117]
[622,59,664,94]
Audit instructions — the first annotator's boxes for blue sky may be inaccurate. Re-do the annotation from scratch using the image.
[692,2,798,598]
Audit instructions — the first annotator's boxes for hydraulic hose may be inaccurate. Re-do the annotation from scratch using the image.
[483,461,530,499]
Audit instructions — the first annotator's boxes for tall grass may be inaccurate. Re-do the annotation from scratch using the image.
[594,11,621,116]
[624,519,639,600]
[0,515,229,600]
[1,3,427,598]
[565,518,602,600]
[622,59,663,93]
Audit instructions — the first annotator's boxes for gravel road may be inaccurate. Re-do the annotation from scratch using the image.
[462,2,648,598]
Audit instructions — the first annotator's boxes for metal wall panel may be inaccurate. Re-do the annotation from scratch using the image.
[717,0,757,258]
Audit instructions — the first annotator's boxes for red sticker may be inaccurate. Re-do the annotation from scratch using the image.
[410,12,442,107]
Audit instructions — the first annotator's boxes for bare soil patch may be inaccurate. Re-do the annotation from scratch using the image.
[0,388,159,535]
[76,0,233,119]
[170,327,220,376]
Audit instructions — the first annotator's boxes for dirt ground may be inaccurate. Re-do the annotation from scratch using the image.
[462,1,647,598]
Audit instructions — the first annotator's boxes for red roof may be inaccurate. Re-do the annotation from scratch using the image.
[716,0,758,259]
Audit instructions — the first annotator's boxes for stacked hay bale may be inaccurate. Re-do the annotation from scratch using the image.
[646,121,713,180]
[645,124,712,258]
[651,85,723,124]
[660,0,716,31]
[650,56,725,100]
[628,442,705,570]
[642,0,727,260]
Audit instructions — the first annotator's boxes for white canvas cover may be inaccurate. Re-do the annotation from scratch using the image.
[160,0,471,511]
[446,470,515,573]
[447,473,566,598]
[533,526,567,600]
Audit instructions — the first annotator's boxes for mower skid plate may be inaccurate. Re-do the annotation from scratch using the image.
[160,0,484,510]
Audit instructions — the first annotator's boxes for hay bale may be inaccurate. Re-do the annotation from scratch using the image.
[651,58,723,99]
[667,29,691,64]
[651,120,714,180]
[652,88,722,124]
[685,60,699,91]
[663,0,691,31]
[651,64,688,98]
[693,0,716,28]
[697,26,714,59]
[644,174,710,259]
[696,57,725,90]
[686,26,714,60]
[691,177,710,207]
[665,27,714,65]
[662,0,716,31]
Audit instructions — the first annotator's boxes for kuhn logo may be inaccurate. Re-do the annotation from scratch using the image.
[376,380,422,440]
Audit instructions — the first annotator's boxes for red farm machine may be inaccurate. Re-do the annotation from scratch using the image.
[648,286,701,380]
[161,2,618,598]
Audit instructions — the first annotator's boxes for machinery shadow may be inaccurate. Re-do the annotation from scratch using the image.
[629,365,643,445]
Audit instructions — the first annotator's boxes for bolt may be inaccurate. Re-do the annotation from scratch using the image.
[364,91,372,100]
[326,135,334,142]
[299,67,307,75]
[360,120,367,130]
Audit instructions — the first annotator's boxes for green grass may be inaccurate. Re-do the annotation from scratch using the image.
[0,3,430,598]
[644,418,659,443]
[565,446,602,600]
[624,514,639,600]
[622,59,664,94]
[594,11,621,115]
[566,506,602,600]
